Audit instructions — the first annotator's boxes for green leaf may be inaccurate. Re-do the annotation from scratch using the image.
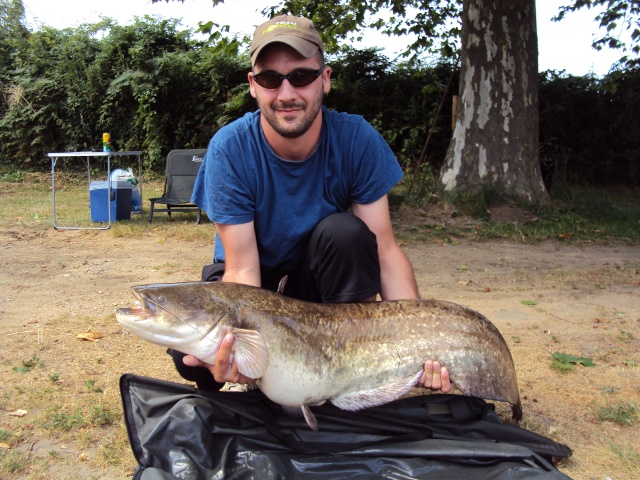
[552,352,596,367]
[520,299,537,306]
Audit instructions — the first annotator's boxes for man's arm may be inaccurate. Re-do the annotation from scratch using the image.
[215,221,261,287]
[352,195,451,392]
[183,221,260,385]
[352,195,419,301]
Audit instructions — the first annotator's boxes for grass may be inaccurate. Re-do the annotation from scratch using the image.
[39,404,118,432]
[601,436,640,472]
[0,450,31,476]
[2,172,639,245]
[1,358,131,475]
[594,401,639,426]
[0,428,19,447]
[551,358,576,373]
[394,191,639,247]
[0,291,138,477]
[1,172,213,242]
[474,206,639,243]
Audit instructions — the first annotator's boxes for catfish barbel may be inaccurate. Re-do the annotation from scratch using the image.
[116,281,522,430]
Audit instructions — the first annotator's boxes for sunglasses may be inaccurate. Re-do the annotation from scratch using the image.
[253,67,326,89]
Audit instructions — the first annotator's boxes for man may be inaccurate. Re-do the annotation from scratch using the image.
[172,15,450,394]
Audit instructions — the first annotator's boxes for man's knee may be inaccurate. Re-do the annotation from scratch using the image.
[305,213,381,303]
[313,212,377,255]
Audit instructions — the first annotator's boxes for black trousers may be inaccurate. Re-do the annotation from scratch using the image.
[170,212,381,389]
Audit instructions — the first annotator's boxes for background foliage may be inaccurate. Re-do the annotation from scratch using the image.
[0,9,638,187]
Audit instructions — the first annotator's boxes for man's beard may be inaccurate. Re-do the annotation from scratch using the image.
[258,92,323,139]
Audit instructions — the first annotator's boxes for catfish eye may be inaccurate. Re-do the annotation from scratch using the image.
[157,296,166,304]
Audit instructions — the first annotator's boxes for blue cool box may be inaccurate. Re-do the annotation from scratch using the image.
[89,180,133,222]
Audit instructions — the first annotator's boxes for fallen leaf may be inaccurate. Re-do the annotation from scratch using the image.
[76,330,104,342]
[457,264,469,271]
[0,443,10,450]
[520,299,537,306]
[458,280,471,286]
[8,409,28,417]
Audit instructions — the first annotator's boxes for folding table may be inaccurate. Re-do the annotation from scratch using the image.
[48,151,142,230]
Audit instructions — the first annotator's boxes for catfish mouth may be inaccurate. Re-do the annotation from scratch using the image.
[116,289,155,321]
[115,285,228,351]
[116,289,192,346]
[116,304,152,320]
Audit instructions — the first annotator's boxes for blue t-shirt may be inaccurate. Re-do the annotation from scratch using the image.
[192,107,403,271]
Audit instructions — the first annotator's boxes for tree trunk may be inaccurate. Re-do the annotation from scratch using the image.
[439,0,548,204]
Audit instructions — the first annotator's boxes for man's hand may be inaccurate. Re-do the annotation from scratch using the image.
[182,333,256,385]
[417,360,451,393]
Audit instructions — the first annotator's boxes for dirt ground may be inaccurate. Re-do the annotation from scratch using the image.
[1,222,639,479]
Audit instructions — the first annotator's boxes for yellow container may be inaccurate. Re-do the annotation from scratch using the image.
[103,132,112,152]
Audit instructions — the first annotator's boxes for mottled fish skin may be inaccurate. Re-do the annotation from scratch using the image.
[116,282,522,429]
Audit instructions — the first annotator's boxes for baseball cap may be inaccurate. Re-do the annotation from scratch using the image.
[250,15,324,67]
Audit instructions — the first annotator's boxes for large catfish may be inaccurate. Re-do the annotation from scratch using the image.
[116,282,522,430]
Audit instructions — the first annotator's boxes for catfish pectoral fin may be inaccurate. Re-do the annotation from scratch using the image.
[231,328,269,379]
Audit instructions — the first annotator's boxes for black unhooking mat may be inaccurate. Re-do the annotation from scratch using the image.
[120,374,572,480]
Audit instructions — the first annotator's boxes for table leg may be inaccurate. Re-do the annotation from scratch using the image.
[51,156,58,230]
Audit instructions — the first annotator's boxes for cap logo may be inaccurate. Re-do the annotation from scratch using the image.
[263,21,299,35]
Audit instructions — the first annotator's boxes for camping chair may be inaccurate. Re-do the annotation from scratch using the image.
[148,149,206,223]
